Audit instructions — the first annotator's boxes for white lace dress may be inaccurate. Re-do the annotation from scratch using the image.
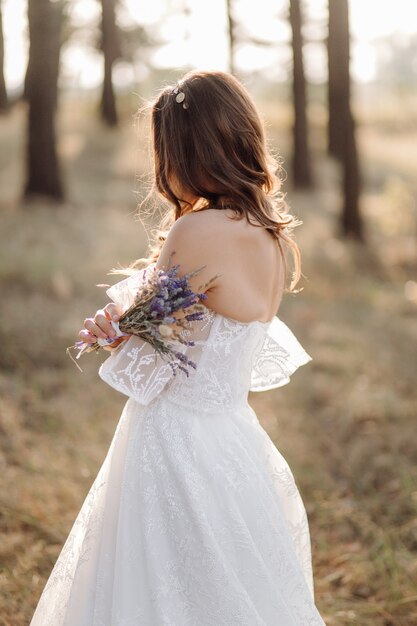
[30,268,326,626]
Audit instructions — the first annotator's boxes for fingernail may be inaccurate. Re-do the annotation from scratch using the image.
[112,315,119,321]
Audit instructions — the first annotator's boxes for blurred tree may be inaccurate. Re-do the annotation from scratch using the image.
[24,0,64,200]
[327,0,363,240]
[289,0,312,189]
[226,0,236,75]
[99,0,121,126]
[341,109,363,239]
[113,19,156,83]
[328,0,348,159]
[0,0,8,111]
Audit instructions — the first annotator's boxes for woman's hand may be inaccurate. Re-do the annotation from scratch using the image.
[79,302,124,346]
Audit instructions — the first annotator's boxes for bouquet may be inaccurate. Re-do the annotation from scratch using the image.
[67,259,214,376]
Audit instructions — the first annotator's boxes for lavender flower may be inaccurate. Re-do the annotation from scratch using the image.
[67,255,217,377]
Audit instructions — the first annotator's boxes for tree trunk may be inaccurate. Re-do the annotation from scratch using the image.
[0,0,8,111]
[341,110,363,239]
[226,0,236,75]
[327,0,363,240]
[24,0,64,200]
[100,0,119,126]
[327,0,349,159]
[289,0,312,188]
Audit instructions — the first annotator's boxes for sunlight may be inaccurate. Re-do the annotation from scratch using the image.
[3,0,27,91]
[2,0,417,90]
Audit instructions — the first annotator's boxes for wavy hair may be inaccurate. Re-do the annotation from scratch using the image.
[111,70,303,293]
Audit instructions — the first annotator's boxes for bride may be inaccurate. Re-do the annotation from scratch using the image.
[30,70,326,625]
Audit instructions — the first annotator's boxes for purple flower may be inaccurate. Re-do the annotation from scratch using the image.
[70,259,215,378]
[163,316,176,325]
[185,312,205,321]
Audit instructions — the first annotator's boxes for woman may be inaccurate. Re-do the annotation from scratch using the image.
[30,71,326,625]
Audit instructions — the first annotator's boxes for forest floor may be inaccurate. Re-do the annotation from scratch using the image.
[0,94,416,625]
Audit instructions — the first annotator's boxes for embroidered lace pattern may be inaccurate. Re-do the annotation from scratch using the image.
[29,268,325,626]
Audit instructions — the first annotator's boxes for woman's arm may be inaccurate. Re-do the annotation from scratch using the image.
[94,223,218,404]
[82,212,217,346]
[155,213,221,303]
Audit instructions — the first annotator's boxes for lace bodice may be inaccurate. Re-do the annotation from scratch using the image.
[98,268,313,410]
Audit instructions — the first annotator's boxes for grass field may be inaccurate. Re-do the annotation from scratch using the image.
[0,92,416,625]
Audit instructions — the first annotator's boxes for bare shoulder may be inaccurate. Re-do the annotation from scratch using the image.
[166,208,236,241]
[158,208,276,267]
[158,210,237,263]
[155,210,229,291]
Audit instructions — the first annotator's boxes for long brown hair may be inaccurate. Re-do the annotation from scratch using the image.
[112,70,303,293]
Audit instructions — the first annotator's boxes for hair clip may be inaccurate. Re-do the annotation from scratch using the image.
[173,86,188,109]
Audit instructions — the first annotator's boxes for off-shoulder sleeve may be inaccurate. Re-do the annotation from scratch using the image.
[98,333,189,406]
[98,265,214,406]
[104,264,156,312]
[250,316,313,392]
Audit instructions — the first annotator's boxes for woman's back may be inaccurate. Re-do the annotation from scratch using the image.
[156,207,286,324]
